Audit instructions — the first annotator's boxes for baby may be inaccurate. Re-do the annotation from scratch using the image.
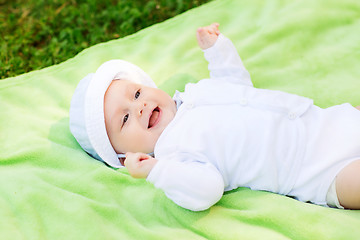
[70,23,360,211]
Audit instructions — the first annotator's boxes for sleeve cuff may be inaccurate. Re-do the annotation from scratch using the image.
[146,158,167,184]
[202,34,226,60]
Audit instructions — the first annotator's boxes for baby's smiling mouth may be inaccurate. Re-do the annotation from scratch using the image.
[148,107,161,128]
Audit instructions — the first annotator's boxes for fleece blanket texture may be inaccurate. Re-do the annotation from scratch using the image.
[1,0,360,239]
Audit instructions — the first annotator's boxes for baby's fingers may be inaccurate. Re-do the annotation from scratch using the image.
[124,152,157,178]
[124,152,139,169]
[197,23,219,35]
[125,152,149,162]
[212,23,220,35]
[210,23,220,31]
[204,23,220,35]
[196,23,220,49]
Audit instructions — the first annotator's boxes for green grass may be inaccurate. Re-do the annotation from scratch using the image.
[0,0,211,79]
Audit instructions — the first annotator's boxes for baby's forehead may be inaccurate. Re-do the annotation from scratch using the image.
[104,79,144,107]
[107,79,136,92]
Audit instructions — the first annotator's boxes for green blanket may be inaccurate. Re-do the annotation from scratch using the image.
[1,0,360,239]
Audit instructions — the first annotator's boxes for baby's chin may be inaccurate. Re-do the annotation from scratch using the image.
[119,142,157,156]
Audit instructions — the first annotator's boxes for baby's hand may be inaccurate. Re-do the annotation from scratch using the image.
[124,152,158,179]
[196,23,220,50]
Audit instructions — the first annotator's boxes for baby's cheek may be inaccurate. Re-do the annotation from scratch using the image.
[143,132,160,153]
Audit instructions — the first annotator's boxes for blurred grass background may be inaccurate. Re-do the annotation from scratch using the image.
[0,0,211,79]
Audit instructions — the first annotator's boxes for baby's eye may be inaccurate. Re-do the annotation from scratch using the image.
[135,90,140,99]
[123,114,129,124]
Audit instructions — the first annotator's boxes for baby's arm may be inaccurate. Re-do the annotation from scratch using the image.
[125,152,224,211]
[198,23,252,87]
[147,157,224,211]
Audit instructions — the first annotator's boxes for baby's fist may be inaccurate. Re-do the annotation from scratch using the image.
[196,23,220,50]
[124,152,158,179]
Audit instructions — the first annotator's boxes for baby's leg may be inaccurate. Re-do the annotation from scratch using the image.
[336,159,360,209]
[356,106,360,111]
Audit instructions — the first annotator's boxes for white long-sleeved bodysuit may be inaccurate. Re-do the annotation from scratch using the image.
[147,34,360,211]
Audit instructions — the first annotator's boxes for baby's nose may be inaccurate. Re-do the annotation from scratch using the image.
[138,102,147,115]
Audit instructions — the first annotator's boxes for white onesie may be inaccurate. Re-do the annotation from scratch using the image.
[147,34,360,211]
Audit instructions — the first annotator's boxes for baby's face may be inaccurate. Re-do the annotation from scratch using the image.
[104,80,177,156]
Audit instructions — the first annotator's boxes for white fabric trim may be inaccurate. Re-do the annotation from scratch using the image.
[326,178,344,209]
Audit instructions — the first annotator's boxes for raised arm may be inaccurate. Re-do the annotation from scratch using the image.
[197,23,252,87]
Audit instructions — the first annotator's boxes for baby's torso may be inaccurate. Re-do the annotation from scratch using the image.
[155,78,313,195]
